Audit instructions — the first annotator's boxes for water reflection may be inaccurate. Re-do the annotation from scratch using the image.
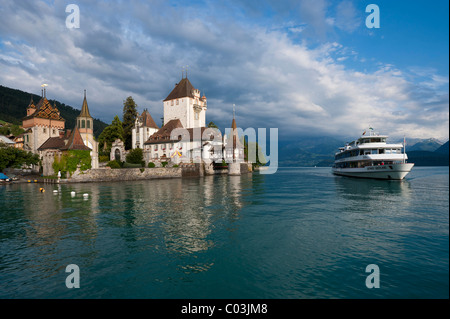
[2,174,253,285]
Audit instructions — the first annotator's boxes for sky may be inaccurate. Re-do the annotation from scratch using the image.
[0,0,448,142]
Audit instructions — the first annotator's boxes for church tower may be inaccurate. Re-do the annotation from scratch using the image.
[76,90,98,169]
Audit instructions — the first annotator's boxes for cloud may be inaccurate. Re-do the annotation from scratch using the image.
[0,0,448,142]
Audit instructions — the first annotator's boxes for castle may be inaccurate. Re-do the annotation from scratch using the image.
[130,75,244,170]
[22,88,99,176]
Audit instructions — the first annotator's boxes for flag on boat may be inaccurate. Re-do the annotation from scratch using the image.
[362,130,366,135]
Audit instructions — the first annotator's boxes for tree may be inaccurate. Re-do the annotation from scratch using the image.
[122,96,138,150]
[98,115,124,155]
[207,121,218,129]
[0,146,39,171]
[126,148,143,164]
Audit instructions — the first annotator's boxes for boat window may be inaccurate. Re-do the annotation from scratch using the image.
[372,149,378,154]
[385,149,391,154]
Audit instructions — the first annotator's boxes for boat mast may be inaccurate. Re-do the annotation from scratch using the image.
[403,136,406,164]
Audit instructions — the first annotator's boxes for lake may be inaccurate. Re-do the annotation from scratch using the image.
[0,167,448,299]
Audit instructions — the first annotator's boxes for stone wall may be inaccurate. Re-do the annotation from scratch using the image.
[70,167,182,183]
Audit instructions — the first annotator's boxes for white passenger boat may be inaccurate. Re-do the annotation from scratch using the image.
[332,129,414,180]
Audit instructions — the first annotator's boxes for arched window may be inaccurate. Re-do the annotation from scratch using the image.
[87,120,90,129]
[82,120,85,128]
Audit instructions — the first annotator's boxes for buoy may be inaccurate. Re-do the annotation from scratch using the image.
[39,188,45,193]
[71,191,76,197]
[83,193,89,198]
[53,190,58,194]
[34,180,37,183]
[27,180,31,183]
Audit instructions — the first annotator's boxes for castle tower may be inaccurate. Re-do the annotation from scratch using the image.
[163,75,207,129]
[76,90,98,168]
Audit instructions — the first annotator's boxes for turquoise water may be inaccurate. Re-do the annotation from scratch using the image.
[0,167,448,299]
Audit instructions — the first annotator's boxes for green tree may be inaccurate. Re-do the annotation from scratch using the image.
[122,96,138,150]
[207,121,218,129]
[0,146,39,171]
[52,150,91,177]
[98,115,124,154]
[126,147,143,164]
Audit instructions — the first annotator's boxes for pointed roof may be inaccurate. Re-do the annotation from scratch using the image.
[227,113,243,149]
[60,126,91,151]
[23,97,64,121]
[79,90,92,118]
[140,109,159,129]
[28,96,35,109]
[163,77,196,101]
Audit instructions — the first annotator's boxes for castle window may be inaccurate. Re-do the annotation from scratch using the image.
[82,120,85,128]
[43,128,46,134]
[87,120,90,129]
[171,100,174,106]
[195,112,199,120]
[53,129,56,135]
[176,99,179,105]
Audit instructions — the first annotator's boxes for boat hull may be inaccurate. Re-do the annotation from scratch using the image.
[332,163,414,180]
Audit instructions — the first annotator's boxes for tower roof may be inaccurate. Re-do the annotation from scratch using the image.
[79,90,92,118]
[140,109,159,129]
[60,126,91,151]
[28,96,35,109]
[163,77,196,101]
[23,97,64,121]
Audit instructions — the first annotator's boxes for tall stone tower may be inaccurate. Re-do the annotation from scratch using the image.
[76,90,99,169]
[163,75,207,129]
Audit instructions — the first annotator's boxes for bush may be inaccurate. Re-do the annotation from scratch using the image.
[107,160,121,169]
[148,162,155,168]
[172,164,178,168]
[99,155,109,163]
[161,161,168,167]
[126,148,143,164]
[123,162,143,168]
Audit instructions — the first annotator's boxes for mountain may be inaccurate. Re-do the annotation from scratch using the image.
[407,138,443,152]
[0,85,107,137]
[278,136,344,167]
[435,141,449,154]
[278,136,449,167]
[407,150,448,166]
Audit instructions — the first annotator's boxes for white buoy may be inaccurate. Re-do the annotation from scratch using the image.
[53,190,58,194]
[71,191,76,197]
[83,193,89,199]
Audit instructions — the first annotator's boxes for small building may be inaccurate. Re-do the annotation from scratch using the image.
[0,135,16,146]
[38,126,91,176]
